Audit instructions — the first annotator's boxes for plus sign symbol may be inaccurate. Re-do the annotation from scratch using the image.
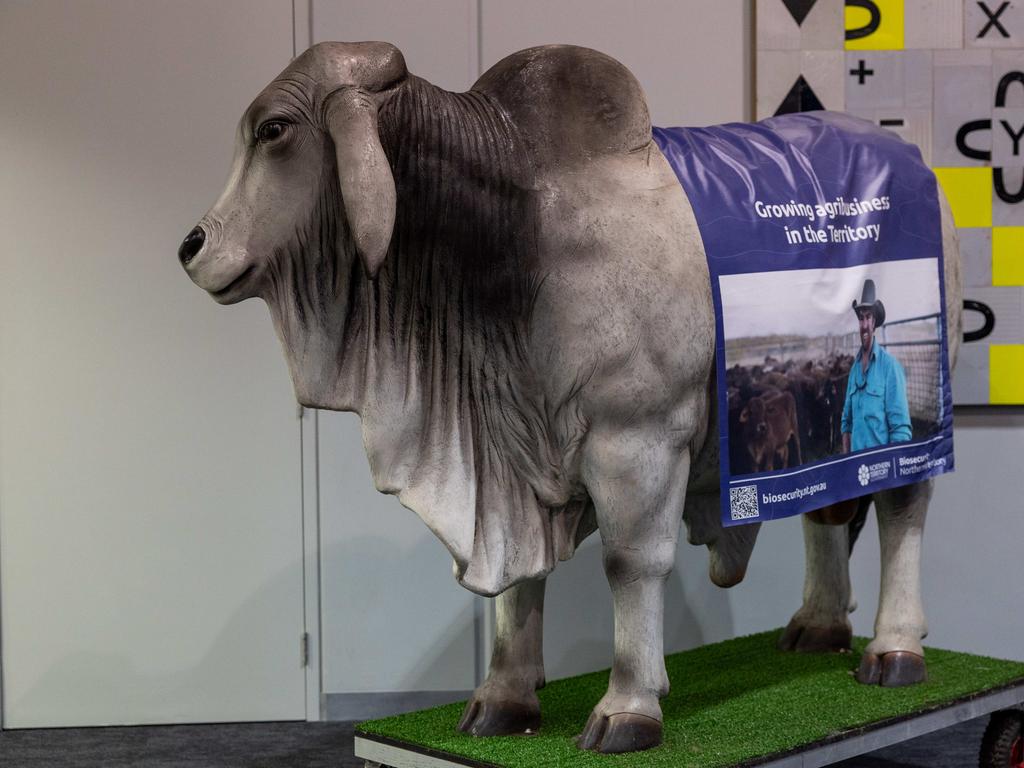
[850,59,875,85]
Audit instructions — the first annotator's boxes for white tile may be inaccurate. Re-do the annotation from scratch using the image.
[756,0,843,50]
[958,227,994,286]
[847,108,933,164]
[905,50,935,108]
[992,107,1024,164]
[757,49,803,117]
[965,0,1024,48]
[845,106,878,121]
[933,63,994,165]
[758,0,801,50]
[961,286,1024,342]
[846,51,905,109]
[993,166,1024,223]
[905,0,964,49]
[993,49,1024,107]
[802,48,845,109]
[879,108,935,164]
[951,339,989,403]
[757,47,844,118]
[798,0,844,50]
[934,48,993,66]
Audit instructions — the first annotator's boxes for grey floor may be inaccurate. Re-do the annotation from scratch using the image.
[0,715,991,767]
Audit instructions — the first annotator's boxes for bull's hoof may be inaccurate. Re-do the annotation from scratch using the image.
[855,651,927,687]
[778,618,852,653]
[577,712,663,753]
[457,697,540,737]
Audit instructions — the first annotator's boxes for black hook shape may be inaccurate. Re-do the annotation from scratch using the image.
[963,299,995,342]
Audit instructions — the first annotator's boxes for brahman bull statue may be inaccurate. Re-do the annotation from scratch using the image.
[179,42,962,753]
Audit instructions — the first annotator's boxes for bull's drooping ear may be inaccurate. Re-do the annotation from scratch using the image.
[325,87,396,279]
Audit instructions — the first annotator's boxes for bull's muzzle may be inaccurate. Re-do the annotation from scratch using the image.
[178,225,207,265]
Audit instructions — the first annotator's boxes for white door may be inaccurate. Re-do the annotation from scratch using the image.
[0,0,307,727]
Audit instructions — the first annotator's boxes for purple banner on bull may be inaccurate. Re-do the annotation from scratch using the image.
[654,112,954,526]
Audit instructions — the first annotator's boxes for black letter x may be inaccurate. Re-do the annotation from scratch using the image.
[978,1,1011,39]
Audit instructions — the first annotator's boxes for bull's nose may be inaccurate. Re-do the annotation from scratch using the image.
[178,226,206,265]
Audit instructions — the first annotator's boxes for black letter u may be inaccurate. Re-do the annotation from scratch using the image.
[846,0,881,40]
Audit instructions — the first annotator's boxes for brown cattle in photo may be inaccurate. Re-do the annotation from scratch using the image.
[739,389,802,472]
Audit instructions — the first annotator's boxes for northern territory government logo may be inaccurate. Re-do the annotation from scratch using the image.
[858,461,891,487]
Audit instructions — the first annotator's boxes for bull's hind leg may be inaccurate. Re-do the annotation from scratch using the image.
[778,513,854,652]
[458,578,546,736]
[576,431,691,754]
[856,481,931,687]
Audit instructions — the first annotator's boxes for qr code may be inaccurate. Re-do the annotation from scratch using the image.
[729,485,759,521]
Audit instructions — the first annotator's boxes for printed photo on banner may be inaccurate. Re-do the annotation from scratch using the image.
[720,258,945,477]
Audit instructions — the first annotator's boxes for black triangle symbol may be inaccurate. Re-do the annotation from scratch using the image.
[782,0,818,26]
[774,75,825,115]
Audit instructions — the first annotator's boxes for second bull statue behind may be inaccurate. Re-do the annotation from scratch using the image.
[179,42,962,753]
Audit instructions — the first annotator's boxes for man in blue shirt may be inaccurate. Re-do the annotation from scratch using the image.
[841,279,912,453]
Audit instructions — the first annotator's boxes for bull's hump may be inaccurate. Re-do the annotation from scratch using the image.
[473,45,651,166]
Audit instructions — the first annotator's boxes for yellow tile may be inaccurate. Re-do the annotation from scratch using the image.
[846,0,904,50]
[933,167,993,228]
[993,227,1024,286]
[990,345,1024,404]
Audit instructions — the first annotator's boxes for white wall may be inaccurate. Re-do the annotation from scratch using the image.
[480,0,750,127]
[0,0,307,727]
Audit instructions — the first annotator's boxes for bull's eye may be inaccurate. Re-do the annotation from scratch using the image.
[257,120,287,143]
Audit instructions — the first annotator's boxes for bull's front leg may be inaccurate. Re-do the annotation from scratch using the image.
[778,512,854,652]
[576,429,691,754]
[458,577,546,736]
[856,481,931,687]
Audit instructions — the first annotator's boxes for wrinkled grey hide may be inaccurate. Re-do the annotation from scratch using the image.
[180,42,961,753]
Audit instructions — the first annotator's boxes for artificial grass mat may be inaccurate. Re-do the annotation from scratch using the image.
[357,630,1024,767]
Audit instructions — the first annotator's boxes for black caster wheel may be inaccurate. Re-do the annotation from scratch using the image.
[980,709,1024,768]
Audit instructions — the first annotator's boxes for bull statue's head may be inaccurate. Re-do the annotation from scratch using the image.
[178,42,407,405]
